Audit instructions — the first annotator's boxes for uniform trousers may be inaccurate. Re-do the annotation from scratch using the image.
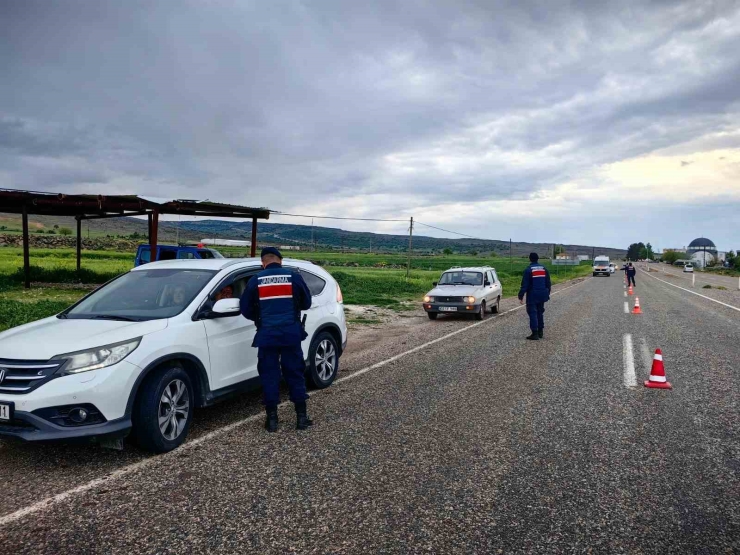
[257,345,308,408]
[526,302,546,332]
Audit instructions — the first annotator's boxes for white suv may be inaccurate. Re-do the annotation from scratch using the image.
[0,258,347,453]
[422,266,503,320]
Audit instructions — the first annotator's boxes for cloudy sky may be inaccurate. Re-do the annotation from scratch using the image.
[2,0,739,250]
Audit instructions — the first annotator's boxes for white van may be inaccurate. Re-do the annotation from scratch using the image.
[593,256,611,277]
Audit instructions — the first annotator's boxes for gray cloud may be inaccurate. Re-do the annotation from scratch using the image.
[1,0,740,248]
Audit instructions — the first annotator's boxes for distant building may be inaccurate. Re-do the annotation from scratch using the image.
[687,237,718,268]
[577,255,590,262]
[200,238,250,247]
[556,253,570,259]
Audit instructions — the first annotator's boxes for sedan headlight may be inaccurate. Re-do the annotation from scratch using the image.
[465,296,476,303]
[53,338,141,375]
[424,296,433,303]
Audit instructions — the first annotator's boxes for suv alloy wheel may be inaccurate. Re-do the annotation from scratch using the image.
[133,364,194,453]
[307,331,339,389]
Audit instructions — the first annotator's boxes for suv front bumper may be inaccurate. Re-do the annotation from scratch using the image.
[0,410,132,443]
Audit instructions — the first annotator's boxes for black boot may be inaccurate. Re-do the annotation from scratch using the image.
[264,406,278,433]
[526,331,539,340]
[538,329,544,339]
[295,401,313,430]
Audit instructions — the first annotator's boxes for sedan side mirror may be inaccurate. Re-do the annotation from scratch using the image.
[433,281,438,287]
[211,298,241,317]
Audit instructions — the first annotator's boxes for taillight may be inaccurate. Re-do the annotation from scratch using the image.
[336,284,343,303]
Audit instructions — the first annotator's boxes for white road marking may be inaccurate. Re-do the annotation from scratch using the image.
[0,278,591,526]
[624,291,627,297]
[641,270,740,313]
[639,337,653,374]
[623,334,637,387]
[623,301,629,314]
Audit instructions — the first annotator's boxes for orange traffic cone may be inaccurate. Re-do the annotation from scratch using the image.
[628,285,634,296]
[644,349,671,389]
[632,297,642,314]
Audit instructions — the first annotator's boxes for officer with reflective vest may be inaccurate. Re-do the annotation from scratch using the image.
[518,252,552,340]
[240,247,313,432]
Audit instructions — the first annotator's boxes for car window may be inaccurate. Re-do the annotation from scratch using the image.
[491,271,498,283]
[159,250,177,261]
[438,271,483,286]
[139,248,151,263]
[297,269,326,296]
[177,251,196,259]
[65,269,217,320]
[198,249,224,259]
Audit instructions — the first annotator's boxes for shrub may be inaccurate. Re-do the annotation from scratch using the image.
[58,227,73,236]
[703,284,712,289]
[47,229,56,234]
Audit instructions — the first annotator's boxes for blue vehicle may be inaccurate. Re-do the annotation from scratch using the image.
[135,244,224,266]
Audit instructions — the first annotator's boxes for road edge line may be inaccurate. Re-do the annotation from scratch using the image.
[640,270,740,313]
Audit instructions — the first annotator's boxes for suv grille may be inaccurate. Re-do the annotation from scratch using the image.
[0,359,62,395]
[436,296,465,303]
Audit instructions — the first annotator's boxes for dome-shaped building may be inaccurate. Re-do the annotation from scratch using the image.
[687,237,717,256]
[687,237,717,268]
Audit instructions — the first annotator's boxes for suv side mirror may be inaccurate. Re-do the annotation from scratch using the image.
[433,281,438,287]
[211,298,241,317]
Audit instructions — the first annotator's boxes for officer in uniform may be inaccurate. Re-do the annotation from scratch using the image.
[626,262,636,287]
[240,247,313,432]
[518,252,552,340]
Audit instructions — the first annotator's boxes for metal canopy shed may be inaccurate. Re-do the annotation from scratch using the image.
[0,188,271,288]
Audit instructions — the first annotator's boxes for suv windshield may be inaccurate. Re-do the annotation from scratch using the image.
[438,271,483,286]
[64,269,217,321]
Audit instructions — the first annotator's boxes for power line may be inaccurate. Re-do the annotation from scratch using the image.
[272,212,408,223]
[415,220,499,242]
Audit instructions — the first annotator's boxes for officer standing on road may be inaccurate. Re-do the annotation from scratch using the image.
[240,247,313,432]
[518,252,551,341]
[626,262,637,287]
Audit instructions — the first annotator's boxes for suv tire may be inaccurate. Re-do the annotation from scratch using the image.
[475,300,486,320]
[427,312,438,320]
[491,296,500,314]
[132,364,194,454]
[307,331,339,389]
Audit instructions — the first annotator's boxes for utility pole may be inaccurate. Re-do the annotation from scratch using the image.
[406,217,414,279]
[509,238,512,273]
[311,218,315,252]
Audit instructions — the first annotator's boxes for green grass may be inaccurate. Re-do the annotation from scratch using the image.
[0,247,593,331]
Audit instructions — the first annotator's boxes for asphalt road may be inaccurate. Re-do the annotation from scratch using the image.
[1,274,738,553]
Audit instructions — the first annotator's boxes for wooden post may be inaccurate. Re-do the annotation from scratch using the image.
[22,204,30,289]
[147,213,153,244]
[250,217,258,257]
[150,209,159,262]
[406,217,414,279]
[76,217,82,271]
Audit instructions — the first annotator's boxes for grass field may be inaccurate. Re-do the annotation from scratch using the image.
[0,247,592,331]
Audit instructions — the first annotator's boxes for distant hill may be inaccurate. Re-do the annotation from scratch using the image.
[0,212,625,258]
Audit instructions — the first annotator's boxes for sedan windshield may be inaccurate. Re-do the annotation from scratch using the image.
[438,271,483,286]
[64,269,217,321]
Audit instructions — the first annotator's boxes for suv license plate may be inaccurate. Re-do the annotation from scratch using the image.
[0,402,12,421]
[439,307,457,312]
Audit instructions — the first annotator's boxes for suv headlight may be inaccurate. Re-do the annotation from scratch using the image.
[424,296,433,303]
[53,338,141,375]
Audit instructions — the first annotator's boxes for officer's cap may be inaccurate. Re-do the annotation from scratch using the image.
[260,247,283,259]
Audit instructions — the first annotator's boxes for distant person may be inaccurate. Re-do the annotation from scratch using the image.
[626,262,636,287]
[518,252,551,340]
[240,247,313,432]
